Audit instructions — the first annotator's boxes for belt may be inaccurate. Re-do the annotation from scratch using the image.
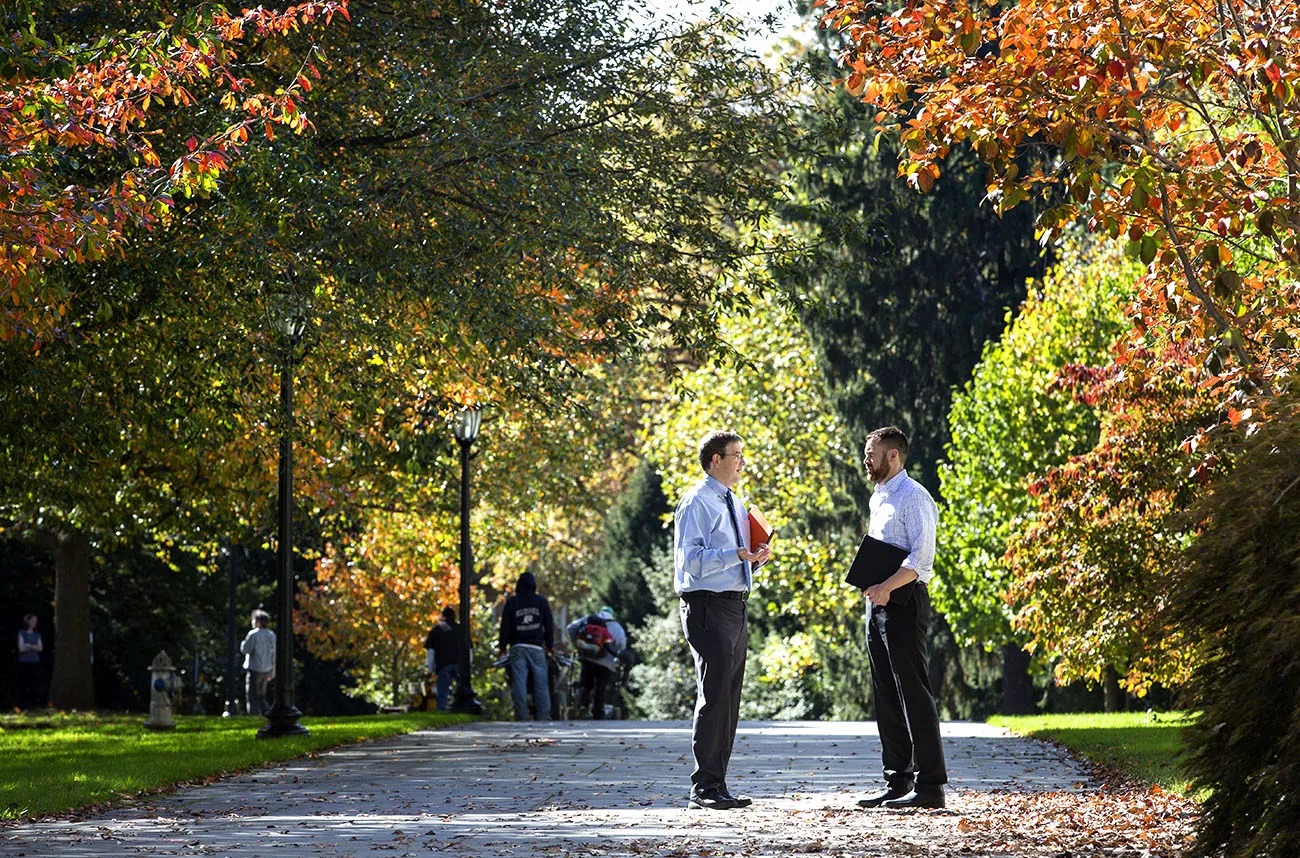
[680,589,748,601]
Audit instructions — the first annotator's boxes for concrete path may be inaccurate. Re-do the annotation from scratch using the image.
[1,720,1171,858]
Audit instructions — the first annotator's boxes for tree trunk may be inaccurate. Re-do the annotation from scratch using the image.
[999,642,1035,715]
[1103,665,1124,713]
[48,528,96,710]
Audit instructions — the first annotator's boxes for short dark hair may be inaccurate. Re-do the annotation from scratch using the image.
[441,607,457,623]
[251,609,271,627]
[698,430,742,473]
[866,426,909,463]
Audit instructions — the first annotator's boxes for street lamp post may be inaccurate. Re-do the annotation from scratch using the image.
[222,541,239,717]
[451,405,484,714]
[258,307,309,739]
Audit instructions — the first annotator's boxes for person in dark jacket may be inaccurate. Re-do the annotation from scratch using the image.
[424,607,462,711]
[497,572,554,720]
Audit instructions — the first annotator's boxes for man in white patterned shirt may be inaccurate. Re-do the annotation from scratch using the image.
[856,426,948,810]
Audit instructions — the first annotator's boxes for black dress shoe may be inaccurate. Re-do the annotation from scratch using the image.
[856,785,913,808]
[720,787,752,808]
[881,787,945,809]
[689,787,740,810]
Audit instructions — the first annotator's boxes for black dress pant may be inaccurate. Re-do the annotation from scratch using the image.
[680,591,747,792]
[579,660,612,719]
[866,584,947,790]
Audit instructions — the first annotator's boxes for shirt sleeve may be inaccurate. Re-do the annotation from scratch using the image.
[542,601,554,649]
[902,489,938,583]
[499,598,514,649]
[675,495,738,586]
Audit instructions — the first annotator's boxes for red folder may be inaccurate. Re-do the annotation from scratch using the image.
[748,507,775,546]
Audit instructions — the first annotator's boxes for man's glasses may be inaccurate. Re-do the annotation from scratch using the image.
[719,452,745,461]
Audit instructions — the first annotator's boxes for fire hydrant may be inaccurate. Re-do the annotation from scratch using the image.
[145,650,179,730]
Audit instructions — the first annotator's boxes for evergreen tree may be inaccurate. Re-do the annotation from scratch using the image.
[777,91,1047,496]
[583,460,671,632]
[770,34,1049,716]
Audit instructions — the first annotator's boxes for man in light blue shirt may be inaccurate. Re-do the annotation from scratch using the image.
[674,430,771,810]
[856,426,947,810]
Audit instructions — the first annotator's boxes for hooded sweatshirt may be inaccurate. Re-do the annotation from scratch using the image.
[499,572,554,650]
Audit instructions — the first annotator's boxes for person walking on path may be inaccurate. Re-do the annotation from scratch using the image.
[675,430,771,810]
[566,606,627,719]
[856,426,948,809]
[424,607,462,711]
[498,572,555,721]
[240,609,276,717]
[16,613,44,709]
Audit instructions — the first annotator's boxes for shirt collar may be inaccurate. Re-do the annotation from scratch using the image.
[875,469,909,494]
[703,474,731,497]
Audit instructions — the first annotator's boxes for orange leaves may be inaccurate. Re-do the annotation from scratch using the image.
[951,789,1198,858]
[1,2,348,343]
[907,161,942,192]
[826,0,1300,419]
[298,510,460,696]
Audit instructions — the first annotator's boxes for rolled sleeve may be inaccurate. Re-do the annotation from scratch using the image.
[902,491,938,583]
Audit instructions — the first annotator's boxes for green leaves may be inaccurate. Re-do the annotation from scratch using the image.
[936,234,1136,658]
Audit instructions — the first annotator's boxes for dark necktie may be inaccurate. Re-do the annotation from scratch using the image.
[725,490,752,593]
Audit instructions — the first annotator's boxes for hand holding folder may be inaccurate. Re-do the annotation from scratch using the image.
[845,533,916,606]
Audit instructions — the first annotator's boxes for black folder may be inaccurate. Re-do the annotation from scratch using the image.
[845,533,916,605]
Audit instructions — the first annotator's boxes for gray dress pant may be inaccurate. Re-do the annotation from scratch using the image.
[680,591,748,792]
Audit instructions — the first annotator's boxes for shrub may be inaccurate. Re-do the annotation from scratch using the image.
[1173,401,1300,858]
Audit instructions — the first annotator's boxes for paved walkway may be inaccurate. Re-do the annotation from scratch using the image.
[0,720,1127,857]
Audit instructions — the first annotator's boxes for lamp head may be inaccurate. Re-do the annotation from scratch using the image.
[453,405,482,444]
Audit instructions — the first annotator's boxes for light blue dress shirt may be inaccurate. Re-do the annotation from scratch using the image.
[674,475,751,594]
[868,470,938,584]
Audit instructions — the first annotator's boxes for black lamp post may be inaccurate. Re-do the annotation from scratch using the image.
[451,405,484,714]
[222,541,239,717]
[258,304,310,739]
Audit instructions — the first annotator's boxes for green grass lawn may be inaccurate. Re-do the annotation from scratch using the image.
[989,710,1195,795]
[0,710,476,820]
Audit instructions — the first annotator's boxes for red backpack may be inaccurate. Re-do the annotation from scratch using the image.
[575,618,613,656]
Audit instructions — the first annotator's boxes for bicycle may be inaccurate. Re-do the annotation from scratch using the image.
[495,651,576,720]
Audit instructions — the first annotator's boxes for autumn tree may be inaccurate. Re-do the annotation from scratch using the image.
[298,511,459,705]
[0,0,347,709]
[2,0,815,709]
[775,32,1045,495]
[1,0,347,344]
[823,0,1300,703]
[825,0,1300,416]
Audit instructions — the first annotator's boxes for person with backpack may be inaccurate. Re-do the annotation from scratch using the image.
[423,606,462,711]
[566,606,627,719]
[497,571,555,721]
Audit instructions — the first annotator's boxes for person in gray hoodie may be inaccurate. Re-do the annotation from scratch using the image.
[497,572,554,720]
